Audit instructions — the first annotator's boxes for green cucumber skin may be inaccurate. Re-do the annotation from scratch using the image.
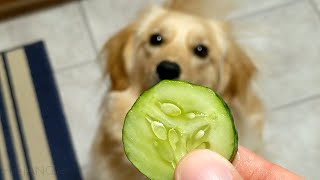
[215,92,238,161]
[122,80,238,179]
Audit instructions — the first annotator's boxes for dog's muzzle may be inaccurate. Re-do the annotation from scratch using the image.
[156,60,181,80]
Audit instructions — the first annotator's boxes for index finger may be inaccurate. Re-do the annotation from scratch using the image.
[232,146,304,180]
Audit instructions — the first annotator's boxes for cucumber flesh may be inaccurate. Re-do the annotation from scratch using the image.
[122,80,238,180]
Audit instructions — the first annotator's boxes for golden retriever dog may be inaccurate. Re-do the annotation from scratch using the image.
[88,2,264,180]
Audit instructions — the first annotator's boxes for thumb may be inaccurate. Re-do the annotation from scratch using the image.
[175,149,243,180]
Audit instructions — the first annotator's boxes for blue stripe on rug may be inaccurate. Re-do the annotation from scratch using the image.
[24,42,82,180]
[3,50,34,180]
[0,56,19,180]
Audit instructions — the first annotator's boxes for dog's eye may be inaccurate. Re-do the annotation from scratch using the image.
[149,33,164,46]
[194,44,209,58]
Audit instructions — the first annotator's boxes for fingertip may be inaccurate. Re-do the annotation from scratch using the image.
[174,150,242,180]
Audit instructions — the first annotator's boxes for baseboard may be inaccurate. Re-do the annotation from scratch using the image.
[0,0,72,21]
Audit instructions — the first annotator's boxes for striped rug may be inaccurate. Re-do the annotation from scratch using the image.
[0,42,82,180]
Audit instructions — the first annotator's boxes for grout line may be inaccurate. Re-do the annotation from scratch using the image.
[229,0,300,20]
[272,93,320,111]
[78,1,99,54]
[52,2,102,75]
[307,0,320,21]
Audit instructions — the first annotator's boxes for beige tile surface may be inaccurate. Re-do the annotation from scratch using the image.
[232,1,320,109]
[314,0,320,8]
[0,2,96,70]
[82,0,161,50]
[0,24,12,51]
[227,0,297,18]
[55,62,108,171]
[264,97,320,179]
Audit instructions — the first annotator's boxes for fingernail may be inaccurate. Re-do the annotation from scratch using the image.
[175,150,238,180]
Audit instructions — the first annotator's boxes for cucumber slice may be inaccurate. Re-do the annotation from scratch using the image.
[122,80,238,180]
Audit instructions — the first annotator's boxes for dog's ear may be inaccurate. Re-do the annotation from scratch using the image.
[102,6,165,91]
[219,41,257,103]
[102,22,137,91]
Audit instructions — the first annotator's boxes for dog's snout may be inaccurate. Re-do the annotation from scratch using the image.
[156,60,181,80]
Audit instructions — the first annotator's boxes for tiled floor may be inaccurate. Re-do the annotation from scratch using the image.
[55,61,107,172]
[233,1,320,109]
[315,0,320,9]
[0,0,319,179]
[0,2,96,71]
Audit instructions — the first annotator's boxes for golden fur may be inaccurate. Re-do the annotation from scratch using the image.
[88,5,264,180]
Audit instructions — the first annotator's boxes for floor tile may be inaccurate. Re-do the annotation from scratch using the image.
[264,97,320,179]
[82,0,162,50]
[0,23,12,51]
[232,1,320,109]
[314,0,320,9]
[0,2,96,71]
[55,62,108,171]
[227,0,297,18]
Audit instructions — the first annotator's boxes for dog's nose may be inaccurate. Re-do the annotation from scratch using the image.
[156,60,181,80]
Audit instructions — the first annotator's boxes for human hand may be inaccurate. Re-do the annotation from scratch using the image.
[174,146,304,180]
